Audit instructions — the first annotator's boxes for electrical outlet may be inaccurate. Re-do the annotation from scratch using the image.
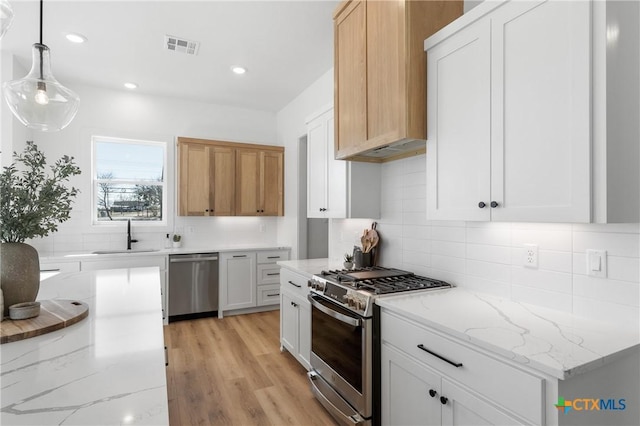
[259,224,265,233]
[523,244,538,268]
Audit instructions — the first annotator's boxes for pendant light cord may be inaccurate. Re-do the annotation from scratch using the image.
[39,0,43,79]
[39,0,43,45]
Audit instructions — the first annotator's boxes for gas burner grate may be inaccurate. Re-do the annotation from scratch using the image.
[355,276,451,294]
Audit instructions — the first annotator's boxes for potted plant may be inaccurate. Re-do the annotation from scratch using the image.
[172,233,182,248]
[344,253,354,270]
[0,141,80,317]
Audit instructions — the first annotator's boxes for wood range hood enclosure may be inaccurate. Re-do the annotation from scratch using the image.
[333,0,463,163]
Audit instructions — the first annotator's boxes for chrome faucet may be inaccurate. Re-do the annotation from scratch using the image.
[127,219,138,250]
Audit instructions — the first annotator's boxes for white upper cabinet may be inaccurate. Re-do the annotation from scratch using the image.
[426,18,491,221]
[306,105,381,219]
[426,0,639,223]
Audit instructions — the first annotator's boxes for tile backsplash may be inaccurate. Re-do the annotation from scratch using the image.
[29,215,279,257]
[330,154,640,325]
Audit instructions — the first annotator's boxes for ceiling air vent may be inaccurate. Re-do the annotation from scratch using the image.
[165,35,199,56]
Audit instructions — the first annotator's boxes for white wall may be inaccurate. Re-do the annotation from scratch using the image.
[1,53,29,168]
[276,68,333,259]
[330,154,640,325]
[9,82,280,255]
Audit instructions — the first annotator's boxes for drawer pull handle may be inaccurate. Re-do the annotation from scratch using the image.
[267,293,280,297]
[233,255,247,258]
[429,389,437,398]
[440,396,448,405]
[417,344,463,368]
[288,280,301,288]
[267,256,280,259]
[267,272,280,276]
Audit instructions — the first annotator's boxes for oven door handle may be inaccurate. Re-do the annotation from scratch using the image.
[308,295,362,327]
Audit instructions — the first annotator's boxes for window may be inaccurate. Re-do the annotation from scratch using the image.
[92,136,167,225]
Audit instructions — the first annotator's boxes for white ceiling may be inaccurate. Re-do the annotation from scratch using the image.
[1,0,338,112]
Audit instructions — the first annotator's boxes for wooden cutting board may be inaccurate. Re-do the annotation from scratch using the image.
[0,299,89,344]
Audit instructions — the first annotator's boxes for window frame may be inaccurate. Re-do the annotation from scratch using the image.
[90,135,168,227]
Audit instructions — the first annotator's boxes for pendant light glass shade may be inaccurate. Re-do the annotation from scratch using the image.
[0,0,14,39]
[2,43,80,132]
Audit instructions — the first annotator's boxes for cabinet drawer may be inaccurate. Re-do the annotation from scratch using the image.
[257,284,281,306]
[257,250,289,264]
[280,268,309,299]
[381,310,543,424]
[81,255,166,272]
[257,264,281,285]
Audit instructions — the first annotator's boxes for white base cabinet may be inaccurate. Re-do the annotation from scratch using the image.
[219,249,289,317]
[219,251,256,313]
[381,308,640,426]
[381,309,536,425]
[279,268,311,369]
[382,344,523,426]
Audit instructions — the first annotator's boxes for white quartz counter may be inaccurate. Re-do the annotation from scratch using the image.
[277,258,343,278]
[40,245,290,262]
[376,288,640,380]
[0,267,169,425]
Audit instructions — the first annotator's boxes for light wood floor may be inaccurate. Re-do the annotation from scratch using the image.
[164,310,337,425]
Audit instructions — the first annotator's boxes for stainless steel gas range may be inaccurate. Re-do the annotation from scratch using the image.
[307,266,452,426]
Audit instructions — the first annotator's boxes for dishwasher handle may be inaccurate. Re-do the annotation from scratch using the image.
[170,256,218,263]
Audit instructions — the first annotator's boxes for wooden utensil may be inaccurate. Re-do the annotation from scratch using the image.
[361,230,370,253]
[367,222,379,252]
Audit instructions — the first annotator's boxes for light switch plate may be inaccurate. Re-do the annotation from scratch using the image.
[586,249,607,278]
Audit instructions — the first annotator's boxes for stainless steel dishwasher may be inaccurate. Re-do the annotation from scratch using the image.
[168,253,218,321]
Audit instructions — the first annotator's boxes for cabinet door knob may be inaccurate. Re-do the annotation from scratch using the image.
[429,389,437,398]
[478,202,486,208]
[440,396,448,405]
[490,201,499,208]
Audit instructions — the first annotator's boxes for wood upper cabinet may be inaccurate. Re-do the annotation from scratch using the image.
[260,150,284,216]
[235,147,284,216]
[178,137,284,217]
[179,141,235,216]
[334,0,463,162]
[179,142,211,216]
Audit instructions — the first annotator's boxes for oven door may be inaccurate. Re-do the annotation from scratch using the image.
[308,293,372,419]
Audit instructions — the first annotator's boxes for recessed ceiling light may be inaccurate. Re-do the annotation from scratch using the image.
[231,66,247,75]
[124,82,138,90]
[65,33,87,44]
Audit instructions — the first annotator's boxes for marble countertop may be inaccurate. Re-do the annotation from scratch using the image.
[40,245,290,262]
[0,267,169,425]
[277,258,343,278]
[376,288,640,380]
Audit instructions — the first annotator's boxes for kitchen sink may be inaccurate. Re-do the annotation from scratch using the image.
[92,249,160,254]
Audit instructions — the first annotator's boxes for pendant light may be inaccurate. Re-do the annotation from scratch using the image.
[2,0,79,132]
[0,0,14,39]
